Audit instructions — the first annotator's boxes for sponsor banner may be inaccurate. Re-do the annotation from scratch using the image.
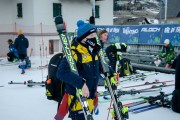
[139,25,162,44]
[162,24,180,45]
[120,26,139,44]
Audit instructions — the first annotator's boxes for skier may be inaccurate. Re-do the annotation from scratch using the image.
[105,42,129,71]
[155,39,175,68]
[98,29,108,49]
[56,20,119,120]
[7,39,18,62]
[14,29,29,74]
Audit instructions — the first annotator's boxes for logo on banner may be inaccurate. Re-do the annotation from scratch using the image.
[123,27,138,35]
[141,27,161,32]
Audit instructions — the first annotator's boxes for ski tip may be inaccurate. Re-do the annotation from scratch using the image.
[55,16,63,25]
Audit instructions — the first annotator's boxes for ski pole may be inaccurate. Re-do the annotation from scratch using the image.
[107,100,112,120]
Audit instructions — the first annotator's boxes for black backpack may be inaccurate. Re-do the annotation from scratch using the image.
[45,50,82,102]
[45,53,64,102]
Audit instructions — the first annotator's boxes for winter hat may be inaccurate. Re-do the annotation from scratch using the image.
[18,29,23,35]
[76,20,96,40]
[8,39,13,43]
[164,39,170,44]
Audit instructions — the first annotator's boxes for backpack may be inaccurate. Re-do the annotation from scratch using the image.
[18,56,31,69]
[45,53,64,102]
[116,58,135,77]
[45,51,82,102]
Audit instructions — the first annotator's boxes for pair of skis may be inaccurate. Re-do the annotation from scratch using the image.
[54,17,93,120]
[54,16,127,120]
[8,80,45,87]
[121,72,159,82]
[98,88,161,97]
[128,92,172,113]
[99,80,174,98]
[107,92,172,113]
[122,80,174,88]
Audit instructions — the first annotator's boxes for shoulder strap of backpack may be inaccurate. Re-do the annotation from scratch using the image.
[72,49,82,64]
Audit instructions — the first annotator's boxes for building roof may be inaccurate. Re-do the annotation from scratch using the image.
[156,0,180,19]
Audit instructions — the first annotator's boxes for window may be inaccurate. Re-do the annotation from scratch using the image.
[53,3,62,17]
[17,3,23,18]
[95,5,100,18]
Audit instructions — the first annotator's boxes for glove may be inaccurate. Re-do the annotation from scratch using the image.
[104,73,120,90]
[111,106,129,120]
[154,59,161,67]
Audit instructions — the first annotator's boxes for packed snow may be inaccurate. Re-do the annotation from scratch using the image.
[0,56,180,120]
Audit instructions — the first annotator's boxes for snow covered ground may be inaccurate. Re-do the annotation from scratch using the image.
[0,56,180,120]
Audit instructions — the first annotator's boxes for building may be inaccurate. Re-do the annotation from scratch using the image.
[156,0,180,24]
[0,0,113,57]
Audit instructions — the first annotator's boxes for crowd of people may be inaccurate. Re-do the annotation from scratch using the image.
[6,29,29,74]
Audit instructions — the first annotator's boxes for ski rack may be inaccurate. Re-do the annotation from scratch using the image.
[131,63,175,74]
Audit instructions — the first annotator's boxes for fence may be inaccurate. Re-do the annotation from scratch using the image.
[97,24,180,46]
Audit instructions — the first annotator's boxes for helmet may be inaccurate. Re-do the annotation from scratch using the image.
[164,39,170,44]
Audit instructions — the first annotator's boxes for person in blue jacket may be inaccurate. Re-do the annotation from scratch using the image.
[7,39,19,62]
[55,20,119,120]
[14,29,29,74]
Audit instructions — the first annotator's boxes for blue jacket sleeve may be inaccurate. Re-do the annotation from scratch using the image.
[14,38,18,49]
[57,57,84,89]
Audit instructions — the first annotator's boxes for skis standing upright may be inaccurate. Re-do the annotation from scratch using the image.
[54,16,93,120]
[96,35,128,119]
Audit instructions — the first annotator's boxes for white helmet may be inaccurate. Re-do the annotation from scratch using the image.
[164,39,170,44]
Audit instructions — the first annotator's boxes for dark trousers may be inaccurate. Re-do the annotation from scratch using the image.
[106,53,117,71]
[18,54,27,60]
[18,54,27,71]
[7,52,18,61]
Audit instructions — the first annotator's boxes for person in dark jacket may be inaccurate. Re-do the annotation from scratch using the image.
[55,20,119,120]
[98,29,108,49]
[105,43,128,71]
[160,39,175,68]
[171,54,180,113]
[14,29,29,74]
[7,39,18,62]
